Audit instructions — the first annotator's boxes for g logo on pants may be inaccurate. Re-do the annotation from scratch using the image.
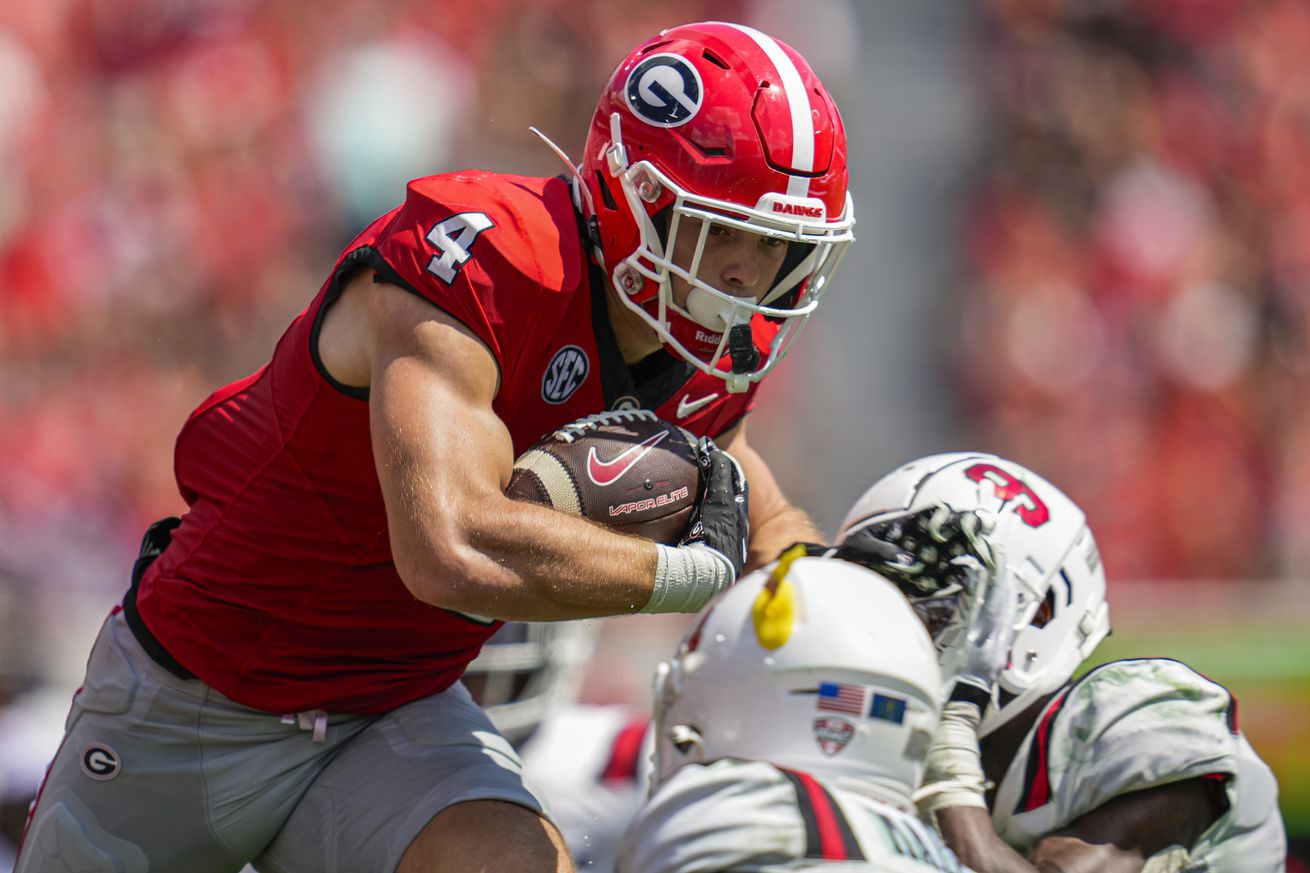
[80,744,121,781]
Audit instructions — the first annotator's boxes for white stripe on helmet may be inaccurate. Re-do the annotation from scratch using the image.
[721,22,815,199]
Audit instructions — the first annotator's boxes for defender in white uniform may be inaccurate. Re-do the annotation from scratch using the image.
[990,657,1285,869]
[462,621,647,873]
[838,452,1288,872]
[627,758,965,873]
[620,551,969,872]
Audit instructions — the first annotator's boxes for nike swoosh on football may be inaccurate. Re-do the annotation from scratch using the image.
[676,393,719,419]
[586,431,670,487]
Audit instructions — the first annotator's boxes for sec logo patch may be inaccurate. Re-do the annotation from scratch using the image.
[542,345,589,404]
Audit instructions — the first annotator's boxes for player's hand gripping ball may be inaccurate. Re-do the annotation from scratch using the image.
[507,410,701,544]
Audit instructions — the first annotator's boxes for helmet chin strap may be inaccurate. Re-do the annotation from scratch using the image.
[729,324,760,374]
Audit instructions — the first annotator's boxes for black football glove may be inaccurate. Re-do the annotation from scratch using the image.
[779,542,832,559]
[681,437,749,577]
[833,505,995,599]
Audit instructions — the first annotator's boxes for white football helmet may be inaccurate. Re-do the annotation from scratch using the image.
[838,453,1110,737]
[652,553,942,808]
[462,620,598,746]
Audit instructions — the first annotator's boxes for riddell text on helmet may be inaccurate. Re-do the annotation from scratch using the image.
[609,486,691,518]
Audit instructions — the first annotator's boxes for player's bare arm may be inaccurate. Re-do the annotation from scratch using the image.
[935,776,1219,872]
[716,420,823,571]
[1028,777,1223,872]
[932,806,1042,872]
[323,269,659,620]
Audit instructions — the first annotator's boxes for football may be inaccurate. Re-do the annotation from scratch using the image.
[507,410,702,544]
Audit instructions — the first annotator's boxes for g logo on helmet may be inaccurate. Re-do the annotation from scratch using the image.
[625,54,703,128]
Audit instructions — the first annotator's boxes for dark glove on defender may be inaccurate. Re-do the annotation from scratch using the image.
[682,437,749,577]
[834,505,993,599]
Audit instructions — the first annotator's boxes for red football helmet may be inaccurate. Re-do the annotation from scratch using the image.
[579,21,854,392]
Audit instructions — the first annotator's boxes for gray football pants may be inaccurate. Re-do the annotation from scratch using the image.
[15,608,548,873]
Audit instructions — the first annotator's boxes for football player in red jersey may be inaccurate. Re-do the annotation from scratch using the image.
[16,21,854,873]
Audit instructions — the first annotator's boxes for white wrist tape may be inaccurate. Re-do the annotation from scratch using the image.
[1141,846,1191,873]
[642,544,734,614]
[913,700,989,819]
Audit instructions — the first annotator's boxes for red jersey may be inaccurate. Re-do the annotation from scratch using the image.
[136,172,772,714]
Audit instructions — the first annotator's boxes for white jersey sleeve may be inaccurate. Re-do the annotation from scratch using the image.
[619,759,968,873]
[990,658,1286,871]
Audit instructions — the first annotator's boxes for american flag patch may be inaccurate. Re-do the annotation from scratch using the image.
[869,693,906,724]
[817,682,866,715]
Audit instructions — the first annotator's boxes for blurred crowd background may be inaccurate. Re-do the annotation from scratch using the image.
[959,0,1310,581]
[2,0,1308,864]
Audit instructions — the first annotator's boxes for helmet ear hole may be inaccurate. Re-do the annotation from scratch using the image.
[594,170,618,211]
[1032,589,1056,629]
[651,206,673,249]
[669,724,704,757]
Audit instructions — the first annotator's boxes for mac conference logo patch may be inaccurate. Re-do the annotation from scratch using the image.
[813,717,855,757]
[542,345,589,404]
[625,54,703,128]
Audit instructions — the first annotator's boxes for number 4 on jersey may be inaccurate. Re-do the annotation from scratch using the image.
[425,212,495,284]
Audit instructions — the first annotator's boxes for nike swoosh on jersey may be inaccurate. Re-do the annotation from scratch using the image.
[676,393,719,419]
[587,430,669,486]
